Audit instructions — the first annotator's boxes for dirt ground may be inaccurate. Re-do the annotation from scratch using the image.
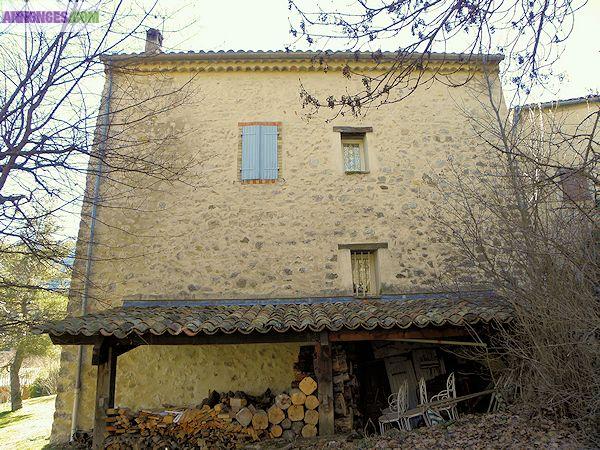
[50,410,588,449]
[249,411,586,450]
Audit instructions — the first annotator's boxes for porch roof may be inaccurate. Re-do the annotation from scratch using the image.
[37,291,512,344]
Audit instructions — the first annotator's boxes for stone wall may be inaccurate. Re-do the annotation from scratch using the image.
[51,58,503,442]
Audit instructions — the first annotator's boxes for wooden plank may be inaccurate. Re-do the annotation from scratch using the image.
[92,343,136,365]
[329,327,468,342]
[337,242,388,250]
[315,331,334,435]
[51,330,318,346]
[92,343,117,449]
[333,126,373,133]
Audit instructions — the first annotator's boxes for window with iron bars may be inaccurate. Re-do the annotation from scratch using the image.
[351,250,377,297]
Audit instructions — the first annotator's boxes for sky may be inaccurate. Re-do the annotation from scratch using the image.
[45,0,600,238]
[146,0,600,104]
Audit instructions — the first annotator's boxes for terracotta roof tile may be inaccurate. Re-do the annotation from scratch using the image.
[101,50,504,64]
[37,291,512,341]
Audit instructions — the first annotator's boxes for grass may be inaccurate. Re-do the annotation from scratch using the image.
[0,395,56,450]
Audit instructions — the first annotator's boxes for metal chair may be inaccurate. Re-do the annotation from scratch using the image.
[488,372,512,412]
[378,379,410,434]
[429,372,459,420]
[418,377,432,426]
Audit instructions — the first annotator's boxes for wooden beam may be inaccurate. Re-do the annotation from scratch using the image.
[315,331,334,435]
[51,330,318,347]
[92,343,137,365]
[114,344,138,357]
[92,343,117,449]
[394,338,487,347]
[329,327,468,342]
[332,126,373,133]
[337,242,388,250]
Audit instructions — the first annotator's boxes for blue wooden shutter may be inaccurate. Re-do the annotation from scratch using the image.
[259,125,278,180]
[241,126,260,180]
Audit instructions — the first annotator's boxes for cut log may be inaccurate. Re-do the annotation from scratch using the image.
[235,407,253,427]
[304,409,319,425]
[287,404,304,422]
[335,414,353,433]
[280,418,292,430]
[332,354,348,373]
[274,393,292,410]
[291,420,304,433]
[251,410,269,430]
[229,398,247,412]
[299,376,317,396]
[267,405,285,425]
[305,395,320,410]
[334,392,347,416]
[270,424,283,438]
[282,430,296,440]
[301,424,317,438]
[213,403,226,413]
[290,389,306,406]
[333,373,350,384]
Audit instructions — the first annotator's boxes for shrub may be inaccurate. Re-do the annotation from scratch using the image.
[30,360,60,397]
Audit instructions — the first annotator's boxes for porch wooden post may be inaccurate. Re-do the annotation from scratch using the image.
[92,344,117,449]
[315,331,334,435]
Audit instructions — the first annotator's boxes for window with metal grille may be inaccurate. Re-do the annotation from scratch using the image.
[351,250,377,297]
[342,136,367,173]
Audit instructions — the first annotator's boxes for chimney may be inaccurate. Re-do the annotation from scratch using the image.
[145,28,163,53]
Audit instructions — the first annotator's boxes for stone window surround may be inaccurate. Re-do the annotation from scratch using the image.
[237,121,282,184]
[334,126,373,174]
[337,242,386,297]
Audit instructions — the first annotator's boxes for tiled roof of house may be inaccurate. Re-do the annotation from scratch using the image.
[517,94,600,110]
[36,291,512,341]
[101,49,504,64]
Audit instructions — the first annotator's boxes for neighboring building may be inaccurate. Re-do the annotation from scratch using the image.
[40,31,514,446]
[515,95,599,204]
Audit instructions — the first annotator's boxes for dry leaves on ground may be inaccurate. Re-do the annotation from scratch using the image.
[256,411,584,450]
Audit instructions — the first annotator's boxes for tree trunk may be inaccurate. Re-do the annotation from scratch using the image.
[10,347,24,411]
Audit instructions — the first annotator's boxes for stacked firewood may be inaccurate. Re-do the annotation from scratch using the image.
[104,405,249,449]
[104,376,320,449]
[332,345,359,433]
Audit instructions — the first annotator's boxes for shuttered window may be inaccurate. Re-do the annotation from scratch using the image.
[557,167,592,203]
[241,125,278,181]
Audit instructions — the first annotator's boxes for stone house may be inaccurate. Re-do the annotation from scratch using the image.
[515,95,599,205]
[40,31,515,447]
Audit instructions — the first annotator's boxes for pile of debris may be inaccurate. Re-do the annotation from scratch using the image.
[104,376,320,449]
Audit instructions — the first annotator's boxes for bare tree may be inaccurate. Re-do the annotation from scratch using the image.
[0,2,204,415]
[0,2,200,307]
[432,74,599,439]
[288,0,588,114]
